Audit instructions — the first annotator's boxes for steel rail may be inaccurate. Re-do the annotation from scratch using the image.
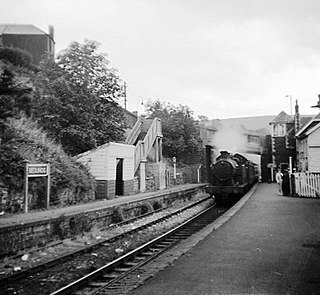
[50,204,218,295]
[0,196,212,286]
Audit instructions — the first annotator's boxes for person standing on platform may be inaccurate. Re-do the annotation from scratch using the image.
[282,169,290,196]
[275,168,283,195]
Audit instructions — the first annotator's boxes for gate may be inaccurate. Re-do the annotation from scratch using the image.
[293,172,320,198]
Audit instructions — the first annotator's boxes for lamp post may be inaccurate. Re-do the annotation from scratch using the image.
[123,82,127,110]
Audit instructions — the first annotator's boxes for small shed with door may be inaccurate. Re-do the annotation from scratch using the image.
[76,142,135,199]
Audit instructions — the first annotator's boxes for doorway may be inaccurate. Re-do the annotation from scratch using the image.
[116,158,124,195]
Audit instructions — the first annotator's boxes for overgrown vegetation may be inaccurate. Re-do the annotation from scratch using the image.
[0,47,34,69]
[0,42,126,212]
[1,116,96,209]
[0,41,205,212]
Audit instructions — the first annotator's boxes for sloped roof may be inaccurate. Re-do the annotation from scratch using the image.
[0,24,47,35]
[300,115,314,127]
[75,142,134,159]
[305,122,320,137]
[269,111,293,124]
[296,112,320,139]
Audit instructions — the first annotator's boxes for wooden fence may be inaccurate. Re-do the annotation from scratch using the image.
[292,172,320,198]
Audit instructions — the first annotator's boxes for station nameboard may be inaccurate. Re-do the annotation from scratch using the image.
[27,164,49,177]
[24,162,51,213]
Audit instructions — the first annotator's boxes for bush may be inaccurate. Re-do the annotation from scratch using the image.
[0,116,96,211]
[0,47,33,68]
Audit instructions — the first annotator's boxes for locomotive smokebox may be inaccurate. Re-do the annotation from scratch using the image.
[212,151,237,182]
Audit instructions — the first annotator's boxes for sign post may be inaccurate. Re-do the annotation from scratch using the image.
[267,163,276,182]
[24,162,51,213]
[172,157,177,185]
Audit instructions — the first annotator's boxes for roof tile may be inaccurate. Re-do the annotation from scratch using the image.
[270,111,293,124]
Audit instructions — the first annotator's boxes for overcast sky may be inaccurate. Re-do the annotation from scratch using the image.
[2,0,320,119]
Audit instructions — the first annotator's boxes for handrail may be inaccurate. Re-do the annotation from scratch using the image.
[134,118,162,173]
[134,140,144,172]
[143,118,162,157]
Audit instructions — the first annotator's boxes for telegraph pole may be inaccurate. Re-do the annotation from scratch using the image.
[124,82,127,110]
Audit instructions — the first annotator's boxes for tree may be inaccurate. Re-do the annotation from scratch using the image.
[57,40,123,102]
[32,40,126,155]
[144,100,203,164]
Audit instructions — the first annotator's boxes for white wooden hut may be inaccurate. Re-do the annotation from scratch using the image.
[76,142,135,199]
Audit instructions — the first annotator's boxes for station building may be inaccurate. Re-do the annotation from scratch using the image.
[0,24,55,65]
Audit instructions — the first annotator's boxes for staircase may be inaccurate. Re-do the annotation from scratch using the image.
[125,117,143,146]
[125,118,162,173]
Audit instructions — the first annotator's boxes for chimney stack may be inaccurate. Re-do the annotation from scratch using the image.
[294,99,300,133]
[48,25,54,40]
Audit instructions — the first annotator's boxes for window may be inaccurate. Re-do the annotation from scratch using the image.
[273,123,286,136]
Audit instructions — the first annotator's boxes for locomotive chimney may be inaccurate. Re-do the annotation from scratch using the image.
[220,151,230,160]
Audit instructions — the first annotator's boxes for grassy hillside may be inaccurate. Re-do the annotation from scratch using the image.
[1,116,96,212]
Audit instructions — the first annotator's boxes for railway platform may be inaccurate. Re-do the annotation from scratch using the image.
[0,183,209,257]
[130,183,320,295]
[0,183,205,228]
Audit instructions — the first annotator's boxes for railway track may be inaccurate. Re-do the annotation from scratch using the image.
[50,204,226,295]
[1,196,216,295]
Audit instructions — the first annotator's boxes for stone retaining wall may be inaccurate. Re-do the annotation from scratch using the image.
[0,186,208,257]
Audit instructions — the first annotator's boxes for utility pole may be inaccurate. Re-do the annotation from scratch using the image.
[124,82,127,110]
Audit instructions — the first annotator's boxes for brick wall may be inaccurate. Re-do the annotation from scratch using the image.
[123,179,134,195]
[96,180,116,199]
[3,34,54,65]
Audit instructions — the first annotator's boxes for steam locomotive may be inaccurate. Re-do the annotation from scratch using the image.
[206,151,259,204]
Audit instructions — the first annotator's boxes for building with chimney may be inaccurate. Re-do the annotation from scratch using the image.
[0,24,55,65]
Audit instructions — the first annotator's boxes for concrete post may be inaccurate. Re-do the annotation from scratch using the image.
[155,137,159,162]
[159,137,163,162]
[139,160,147,192]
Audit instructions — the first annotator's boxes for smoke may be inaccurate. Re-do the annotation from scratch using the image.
[208,121,261,174]
[213,122,247,154]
